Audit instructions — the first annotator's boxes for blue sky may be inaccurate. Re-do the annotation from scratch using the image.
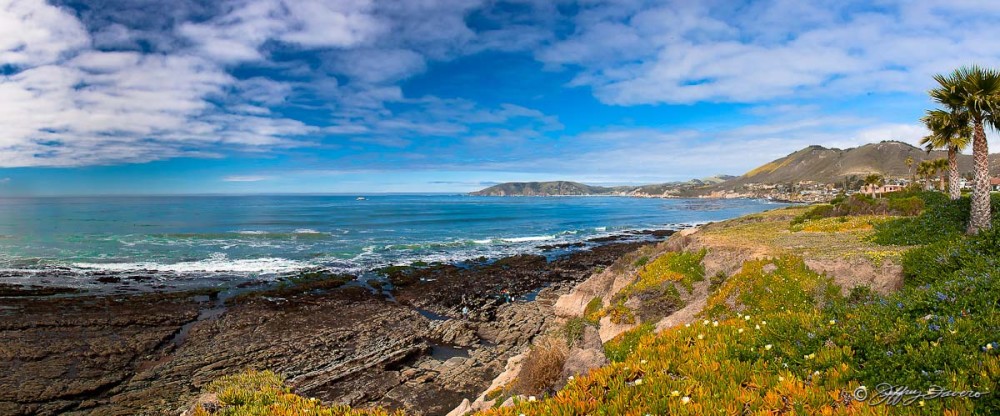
[1,0,999,195]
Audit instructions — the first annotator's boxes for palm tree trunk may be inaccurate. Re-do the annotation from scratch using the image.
[968,121,992,234]
[949,148,961,200]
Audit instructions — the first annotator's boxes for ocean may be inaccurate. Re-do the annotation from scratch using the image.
[0,195,786,290]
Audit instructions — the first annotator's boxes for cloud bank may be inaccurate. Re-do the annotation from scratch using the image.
[1,0,998,178]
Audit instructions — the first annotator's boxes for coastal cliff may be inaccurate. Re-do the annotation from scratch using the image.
[186,191,1000,415]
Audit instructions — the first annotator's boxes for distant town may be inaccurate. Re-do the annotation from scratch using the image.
[474,141,1000,203]
[707,175,1000,203]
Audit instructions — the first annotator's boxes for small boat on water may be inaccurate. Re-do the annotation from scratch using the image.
[356,197,367,201]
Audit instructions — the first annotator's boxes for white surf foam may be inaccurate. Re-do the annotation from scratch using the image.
[499,235,556,243]
[71,253,310,275]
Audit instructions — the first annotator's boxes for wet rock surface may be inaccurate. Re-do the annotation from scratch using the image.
[391,242,648,320]
[0,237,667,416]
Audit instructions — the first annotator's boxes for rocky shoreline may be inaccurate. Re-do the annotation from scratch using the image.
[0,232,672,416]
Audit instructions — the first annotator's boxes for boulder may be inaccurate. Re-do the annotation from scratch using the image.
[431,320,480,347]
[445,398,472,416]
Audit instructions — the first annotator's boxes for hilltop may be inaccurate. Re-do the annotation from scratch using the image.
[470,181,618,196]
[720,140,1000,189]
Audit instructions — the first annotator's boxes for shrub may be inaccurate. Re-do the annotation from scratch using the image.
[632,256,649,267]
[887,196,925,216]
[604,301,635,325]
[631,283,683,323]
[510,336,569,396]
[603,322,654,363]
[708,271,727,292]
[871,192,968,246]
[793,192,927,229]
[563,317,588,347]
[836,193,886,215]
[583,296,603,324]
[900,228,1000,287]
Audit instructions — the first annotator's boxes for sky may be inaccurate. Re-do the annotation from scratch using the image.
[1,0,1000,195]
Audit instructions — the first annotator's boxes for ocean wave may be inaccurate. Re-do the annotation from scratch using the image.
[499,235,556,243]
[71,253,311,275]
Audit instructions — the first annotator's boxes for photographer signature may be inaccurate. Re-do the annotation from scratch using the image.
[852,383,988,406]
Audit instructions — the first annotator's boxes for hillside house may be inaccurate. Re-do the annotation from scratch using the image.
[860,183,905,196]
[992,178,1000,192]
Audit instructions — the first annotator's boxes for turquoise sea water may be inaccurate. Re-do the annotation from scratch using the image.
[0,195,785,289]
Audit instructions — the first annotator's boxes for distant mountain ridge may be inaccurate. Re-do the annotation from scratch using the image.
[471,141,1000,197]
[470,176,735,196]
[470,181,613,196]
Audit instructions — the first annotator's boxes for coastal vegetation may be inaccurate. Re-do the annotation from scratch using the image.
[595,249,705,324]
[479,253,998,415]
[188,370,405,416]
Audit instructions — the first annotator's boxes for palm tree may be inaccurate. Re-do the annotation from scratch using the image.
[931,66,1000,234]
[917,160,936,190]
[934,158,950,192]
[905,156,915,183]
[920,109,971,200]
[864,173,884,198]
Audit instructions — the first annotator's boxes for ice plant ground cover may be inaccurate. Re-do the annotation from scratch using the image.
[597,250,707,325]
[478,251,999,415]
[188,370,405,416]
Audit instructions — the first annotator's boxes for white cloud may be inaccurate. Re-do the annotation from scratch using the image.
[0,1,324,167]
[323,97,562,146]
[0,0,88,66]
[0,0,549,168]
[177,0,385,65]
[329,48,426,84]
[540,0,1000,105]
